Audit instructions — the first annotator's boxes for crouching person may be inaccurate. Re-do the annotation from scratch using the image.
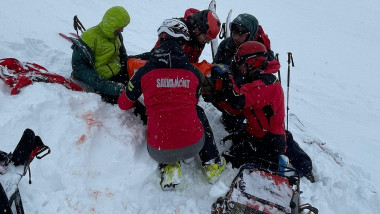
[118,19,225,190]
[212,41,285,169]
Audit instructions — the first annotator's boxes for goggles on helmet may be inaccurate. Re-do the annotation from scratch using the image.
[234,52,267,66]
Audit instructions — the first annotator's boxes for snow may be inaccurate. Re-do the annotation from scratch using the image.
[1,0,380,213]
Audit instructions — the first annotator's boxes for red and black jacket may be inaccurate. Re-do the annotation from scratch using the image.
[118,40,204,150]
[218,60,285,138]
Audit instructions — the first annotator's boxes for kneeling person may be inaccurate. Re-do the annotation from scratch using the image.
[118,19,225,190]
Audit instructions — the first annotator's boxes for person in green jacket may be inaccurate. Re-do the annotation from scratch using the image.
[71,6,146,124]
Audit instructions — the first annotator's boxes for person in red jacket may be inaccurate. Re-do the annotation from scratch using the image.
[180,9,221,63]
[118,19,225,190]
[132,9,221,63]
[213,13,275,134]
[211,41,285,168]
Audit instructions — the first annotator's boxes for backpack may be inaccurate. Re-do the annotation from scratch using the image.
[211,163,318,214]
[0,129,50,214]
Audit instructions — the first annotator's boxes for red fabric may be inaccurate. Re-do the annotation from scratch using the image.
[117,90,136,110]
[245,61,284,137]
[139,68,203,150]
[263,60,281,74]
[220,60,284,138]
[255,25,271,52]
[183,43,204,63]
[240,80,285,137]
[0,58,83,95]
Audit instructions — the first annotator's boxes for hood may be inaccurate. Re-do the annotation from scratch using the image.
[232,13,258,41]
[262,60,280,74]
[150,40,188,68]
[100,6,130,39]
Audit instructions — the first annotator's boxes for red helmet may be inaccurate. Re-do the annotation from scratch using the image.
[234,41,268,69]
[192,10,221,40]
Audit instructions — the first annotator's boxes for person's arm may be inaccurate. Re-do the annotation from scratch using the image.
[118,70,143,110]
[71,38,125,96]
[211,64,246,108]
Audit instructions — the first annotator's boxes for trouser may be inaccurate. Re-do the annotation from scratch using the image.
[220,112,246,134]
[223,131,285,169]
[196,106,221,165]
[159,106,221,168]
[284,130,313,177]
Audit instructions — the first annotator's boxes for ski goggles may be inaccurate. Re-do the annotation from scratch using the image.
[234,52,267,65]
[230,22,250,35]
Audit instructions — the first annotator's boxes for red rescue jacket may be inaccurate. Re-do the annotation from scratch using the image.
[118,41,204,150]
[218,60,285,138]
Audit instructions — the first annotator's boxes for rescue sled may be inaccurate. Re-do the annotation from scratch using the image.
[211,163,318,214]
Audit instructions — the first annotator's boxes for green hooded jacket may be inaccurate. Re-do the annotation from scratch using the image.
[81,6,130,79]
[71,6,130,97]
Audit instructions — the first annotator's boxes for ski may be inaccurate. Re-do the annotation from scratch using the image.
[58,32,79,43]
[69,32,79,38]
[225,9,233,38]
[58,33,72,42]
[208,0,218,60]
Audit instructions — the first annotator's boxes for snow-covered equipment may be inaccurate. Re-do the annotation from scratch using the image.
[211,163,318,214]
[0,58,83,95]
[0,129,50,214]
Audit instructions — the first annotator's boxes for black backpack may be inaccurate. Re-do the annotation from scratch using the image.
[0,129,50,214]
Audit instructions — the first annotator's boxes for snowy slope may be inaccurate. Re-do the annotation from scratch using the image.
[1,0,380,213]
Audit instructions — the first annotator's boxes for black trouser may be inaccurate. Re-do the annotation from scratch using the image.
[196,106,220,165]
[284,130,313,177]
[223,131,285,169]
[220,112,246,134]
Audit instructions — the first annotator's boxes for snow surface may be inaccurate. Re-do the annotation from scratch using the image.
[1,0,380,213]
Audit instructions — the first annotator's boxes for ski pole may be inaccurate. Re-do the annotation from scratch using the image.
[286,52,294,131]
[275,53,281,83]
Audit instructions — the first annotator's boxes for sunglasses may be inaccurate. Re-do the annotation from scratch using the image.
[230,22,250,35]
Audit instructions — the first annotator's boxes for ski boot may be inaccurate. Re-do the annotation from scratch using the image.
[203,157,226,184]
[159,162,181,190]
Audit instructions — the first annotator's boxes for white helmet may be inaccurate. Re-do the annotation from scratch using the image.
[157,19,190,41]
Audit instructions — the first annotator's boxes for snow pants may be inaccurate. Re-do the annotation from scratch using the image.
[223,130,286,169]
[284,130,313,177]
[196,106,221,165]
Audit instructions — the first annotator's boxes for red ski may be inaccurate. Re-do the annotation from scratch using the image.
[58,32,79,43]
